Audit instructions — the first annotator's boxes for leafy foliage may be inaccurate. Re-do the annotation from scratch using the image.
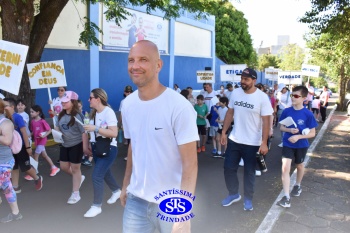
[278,44,305,71]
[257,54,281,71]
[208,1,256,66]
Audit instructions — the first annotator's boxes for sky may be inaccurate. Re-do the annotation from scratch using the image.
[230,0,312,48]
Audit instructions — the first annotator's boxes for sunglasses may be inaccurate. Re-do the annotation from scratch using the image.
[89,96,96,100]
[290,94,302,98]
[57,89,65,92]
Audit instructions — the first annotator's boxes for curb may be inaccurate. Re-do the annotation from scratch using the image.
[255,105,338,233]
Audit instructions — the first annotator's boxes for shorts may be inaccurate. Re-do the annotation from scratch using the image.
[209,126,218,136]
[217,126,232,135]
[197,125,206,135]
[59,142,83,164]
[13,145,32,172]
[35,145,46,154]
[282,147,308,164]
[312,108,319,114]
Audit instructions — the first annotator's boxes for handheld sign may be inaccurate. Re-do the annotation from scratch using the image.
[27,60,66,89]
[220,64,247,82]
[197,71,215,83]
[301,64,320,78]
[0,40,29,95]
[278,71,302,85]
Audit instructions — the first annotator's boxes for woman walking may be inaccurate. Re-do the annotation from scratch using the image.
[83,88,121,218]
[0,99,22,223]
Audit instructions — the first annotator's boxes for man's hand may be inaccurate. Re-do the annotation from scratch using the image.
[259,143,268,155]
[221,134,227,145]
[120,188,127,207]
[172,221,191,233]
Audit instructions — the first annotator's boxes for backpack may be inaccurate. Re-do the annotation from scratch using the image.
[0,118,23,154]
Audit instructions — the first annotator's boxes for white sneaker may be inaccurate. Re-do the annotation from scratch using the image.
[84,206,102,218]
[80,175,85,188]
[239,158,244,166]
[124,157,127,161]
[217,151,222,155]
[107,189,121,204]
[67,193,81,204]
[255,170,262,176]
[278,143,283,147]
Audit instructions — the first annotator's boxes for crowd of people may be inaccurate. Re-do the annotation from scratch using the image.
[0,40,329,232]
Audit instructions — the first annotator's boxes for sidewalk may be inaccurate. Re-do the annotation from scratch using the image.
[259,109,350,233]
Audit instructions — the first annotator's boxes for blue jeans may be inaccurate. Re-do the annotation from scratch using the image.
[223,139,259,200]
[123,193,173,233]
[91,144,120,206]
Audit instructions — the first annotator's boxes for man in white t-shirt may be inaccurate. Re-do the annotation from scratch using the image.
[204,83,216,110]
[121,40,199,233]
[305,82,314,110]
[224,83,234,102]
[220,68,273,211]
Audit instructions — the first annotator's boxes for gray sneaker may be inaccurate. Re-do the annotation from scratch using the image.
[291,185,302,196]
[0,213,23,223]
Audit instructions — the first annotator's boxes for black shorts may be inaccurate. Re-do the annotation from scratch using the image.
[217,126,232,135]
[312,108,319,114]
[60,142,83,164]
[282,147,308,164]
[13,145,32,172]
[197,125,206,135]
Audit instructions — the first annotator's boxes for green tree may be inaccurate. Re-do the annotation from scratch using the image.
[257,54,281,71]
[300,0,350,110]
[305,33,350,110]
[208,1,256,66]
[278,44,305,71]
[0,0,225,108]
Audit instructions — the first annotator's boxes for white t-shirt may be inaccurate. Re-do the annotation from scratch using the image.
[204,90,216,110]
[52,96,63,114]
[277,91,292,110]
[224,90,233,101]
[18,112,31,137]
[89,106,118,147]
[228,88,273,146]
[312,99,320,109]
[307,86,315,101]
[217,106,228,124]
[121,88,199,203]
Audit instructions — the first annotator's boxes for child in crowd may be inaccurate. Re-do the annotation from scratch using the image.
[55,91,90,204]
[312,96,321,122]
[216,97,229,157]
[78,100,93,167]
[30,105,60,177]
[16,100,31,148]
[277,86,318,208]
[209,97,221,156]
[194,94,208,153]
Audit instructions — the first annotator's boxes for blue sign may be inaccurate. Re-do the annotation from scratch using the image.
[159,198,192,215]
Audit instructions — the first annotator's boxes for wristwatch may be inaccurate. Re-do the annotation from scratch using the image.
[94,126,100,133]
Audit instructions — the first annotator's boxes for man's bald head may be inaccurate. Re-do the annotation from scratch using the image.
[130,40,160,59]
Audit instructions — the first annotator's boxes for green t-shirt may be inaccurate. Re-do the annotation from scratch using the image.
[194,104,208,125]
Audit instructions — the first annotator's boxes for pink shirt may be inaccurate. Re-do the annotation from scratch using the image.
[30,119,51,146]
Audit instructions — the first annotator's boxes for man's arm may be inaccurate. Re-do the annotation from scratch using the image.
[178,141,198,196]
[20,126,32,155]
[171,141,197,233]
[220,108,234,145]
[259,115,271,155]
[121,142,133,207]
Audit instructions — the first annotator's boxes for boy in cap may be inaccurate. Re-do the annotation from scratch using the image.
[220,68,273,211]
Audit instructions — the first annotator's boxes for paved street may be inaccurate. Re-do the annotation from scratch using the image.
[1,95,346,233]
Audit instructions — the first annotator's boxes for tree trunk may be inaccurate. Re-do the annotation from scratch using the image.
[338,63,348,111]
[0,0,70,111]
